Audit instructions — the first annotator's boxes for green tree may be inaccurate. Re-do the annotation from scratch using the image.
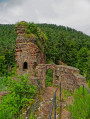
[76,47,88,74]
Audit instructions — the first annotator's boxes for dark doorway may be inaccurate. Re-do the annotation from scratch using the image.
[23,62,28,70]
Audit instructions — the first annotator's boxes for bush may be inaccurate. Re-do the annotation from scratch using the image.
[0,76,8,91]
[0,75,37,119]
[68,86,90,119]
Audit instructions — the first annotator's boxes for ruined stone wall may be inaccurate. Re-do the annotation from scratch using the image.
[15,25,45,76]
[36,64,86,92]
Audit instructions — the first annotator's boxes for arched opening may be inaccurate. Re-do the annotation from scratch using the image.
[23,62,28,70]
[56,76,59,80]
[46,69,53,87]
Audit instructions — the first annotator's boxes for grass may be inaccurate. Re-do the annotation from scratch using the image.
[87,80,90,88]
[61,89,72,100]
[68,86,90,119]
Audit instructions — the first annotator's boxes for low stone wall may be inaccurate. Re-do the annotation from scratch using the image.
[36,64,86,92]
[56,65,80,76]
[74,73,86,86]
[60,73,78,92]
[29,77,40,86]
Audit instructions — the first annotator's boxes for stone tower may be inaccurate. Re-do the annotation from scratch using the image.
[15,24,45,76]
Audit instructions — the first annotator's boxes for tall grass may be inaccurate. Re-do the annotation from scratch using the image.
[68,86,90,119]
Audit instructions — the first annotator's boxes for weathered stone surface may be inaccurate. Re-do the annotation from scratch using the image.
[28,76,40,86]
[74,73,86,86]
[15,25,26,35]
[36,64,86,92]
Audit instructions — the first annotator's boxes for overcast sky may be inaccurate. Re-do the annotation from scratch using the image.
[0,0,90,36]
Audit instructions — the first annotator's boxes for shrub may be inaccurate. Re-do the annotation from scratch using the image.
[0,76,8,91]
[0,75,37,119]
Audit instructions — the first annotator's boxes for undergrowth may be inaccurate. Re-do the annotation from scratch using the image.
[68,86,90,119]
[62,89,72,100]
[0,74,37,119]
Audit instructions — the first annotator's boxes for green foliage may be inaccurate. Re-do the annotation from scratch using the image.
[16,21,27,26]
[29,113,35,119]
[87,80,90,88]
[0,48,16,77]
[37,79,41,84]
[0,76,11,91]
[76,47,88,75]
[26,22,38,35]
[0,75,37,119]
[0,24,16,50]
[46,69,53,86]
[0,24,16,77]
[68,86,90,119]
[24,33,37,39]
[10,64,17,76]
[0,77,5,91]
[62,89,72,100]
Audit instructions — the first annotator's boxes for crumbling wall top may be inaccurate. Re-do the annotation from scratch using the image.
[15,25,26,35]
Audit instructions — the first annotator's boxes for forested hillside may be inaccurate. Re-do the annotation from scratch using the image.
[0,23,90,81]
[0,24,17,76]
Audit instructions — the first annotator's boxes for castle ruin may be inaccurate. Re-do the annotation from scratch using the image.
[15,24,86,92]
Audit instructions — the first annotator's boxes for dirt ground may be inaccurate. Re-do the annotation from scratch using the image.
[35,87,73,119]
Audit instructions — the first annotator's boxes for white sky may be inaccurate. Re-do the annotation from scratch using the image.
[0,0,90,36]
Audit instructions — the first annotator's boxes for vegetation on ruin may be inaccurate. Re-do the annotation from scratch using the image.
[0,75,37,119]
[16,21,48,52]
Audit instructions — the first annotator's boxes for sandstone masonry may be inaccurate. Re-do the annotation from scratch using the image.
[15,25,45,76]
